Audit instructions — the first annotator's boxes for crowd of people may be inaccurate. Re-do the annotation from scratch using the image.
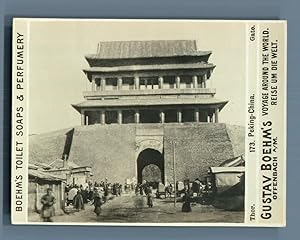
[63,180,160,213]
[39,178,207,221]
[134,179,208,212]
[64,180,123,215]
[134,181,155,208]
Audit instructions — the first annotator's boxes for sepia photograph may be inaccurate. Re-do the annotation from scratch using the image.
[25,20,245,224]
[11,19,286,226]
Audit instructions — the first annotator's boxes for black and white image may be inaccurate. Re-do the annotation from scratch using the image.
[11,19,286,226]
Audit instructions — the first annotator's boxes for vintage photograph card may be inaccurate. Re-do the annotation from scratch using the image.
[11,19,286,226]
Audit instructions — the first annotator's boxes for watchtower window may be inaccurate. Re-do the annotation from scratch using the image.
[140,77,159,90]
[122,77,134,90]
[123,110,135,123]
[165,109,177,123]
[182,109,194,122]
[140,109,160,123]
[180,75,193,89]
[106,110,118,124]
[163,76,176,89]
[106,78,118,90]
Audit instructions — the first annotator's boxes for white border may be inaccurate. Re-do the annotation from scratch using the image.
[11,18,287,227]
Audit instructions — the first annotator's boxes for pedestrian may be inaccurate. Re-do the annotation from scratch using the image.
[147,186,153,208]
[82,186,89,204]
[73,190,84,211]
[67,186,78,206]
[166,183,173,198]
[182,185,192,212]
[112,183,117,196]
[40,188,56,222]
[118,184,122,196]
[93,190,104,217]
[139,184,144,195]
[88,188,94,202]
[135,184,139,195]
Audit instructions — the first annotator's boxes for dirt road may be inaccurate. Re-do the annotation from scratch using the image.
[29,194,244,223]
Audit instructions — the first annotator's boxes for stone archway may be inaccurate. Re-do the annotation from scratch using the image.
[137,148,164,184]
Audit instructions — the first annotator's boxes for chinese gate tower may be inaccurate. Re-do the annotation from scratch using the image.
[72,40,228,125]
[69,40,242,185]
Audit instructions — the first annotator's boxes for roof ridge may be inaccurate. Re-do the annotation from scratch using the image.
[90,40,211,59]
[98,39,196,44]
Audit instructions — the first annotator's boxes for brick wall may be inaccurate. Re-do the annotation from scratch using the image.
[68,124,136,183]
[29,123,245,185]
[163,123,244,183]
[29,128,71,164]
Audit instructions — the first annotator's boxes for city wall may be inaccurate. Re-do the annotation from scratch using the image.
[29,123,245,184]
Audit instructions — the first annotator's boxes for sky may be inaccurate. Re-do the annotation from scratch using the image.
[28,20,246,134]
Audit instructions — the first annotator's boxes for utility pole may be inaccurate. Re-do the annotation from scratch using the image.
[172,141,176,207]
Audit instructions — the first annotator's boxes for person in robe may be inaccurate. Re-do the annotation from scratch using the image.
[67,186,78,206]
[93,189,104,218]
[40,188,56,222]
[73,190,84,211]
[81,186,89,204]
[182,185,192,212]
[147,186,154,208]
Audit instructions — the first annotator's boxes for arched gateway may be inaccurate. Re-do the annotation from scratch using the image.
[137,148,164,184]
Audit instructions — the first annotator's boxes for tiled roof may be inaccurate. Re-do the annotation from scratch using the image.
[86,40,211,59]
[29,169,65,182]
[49,159,79,169]
[31,162,52,170]
[218,155,245,167]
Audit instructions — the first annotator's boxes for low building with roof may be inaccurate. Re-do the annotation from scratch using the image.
[45,158,92,186]
[28,164,65,215]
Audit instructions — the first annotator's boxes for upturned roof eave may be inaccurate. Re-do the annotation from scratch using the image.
[82,63,216,74]
[71,104,81,113]
[71,99,228,112]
